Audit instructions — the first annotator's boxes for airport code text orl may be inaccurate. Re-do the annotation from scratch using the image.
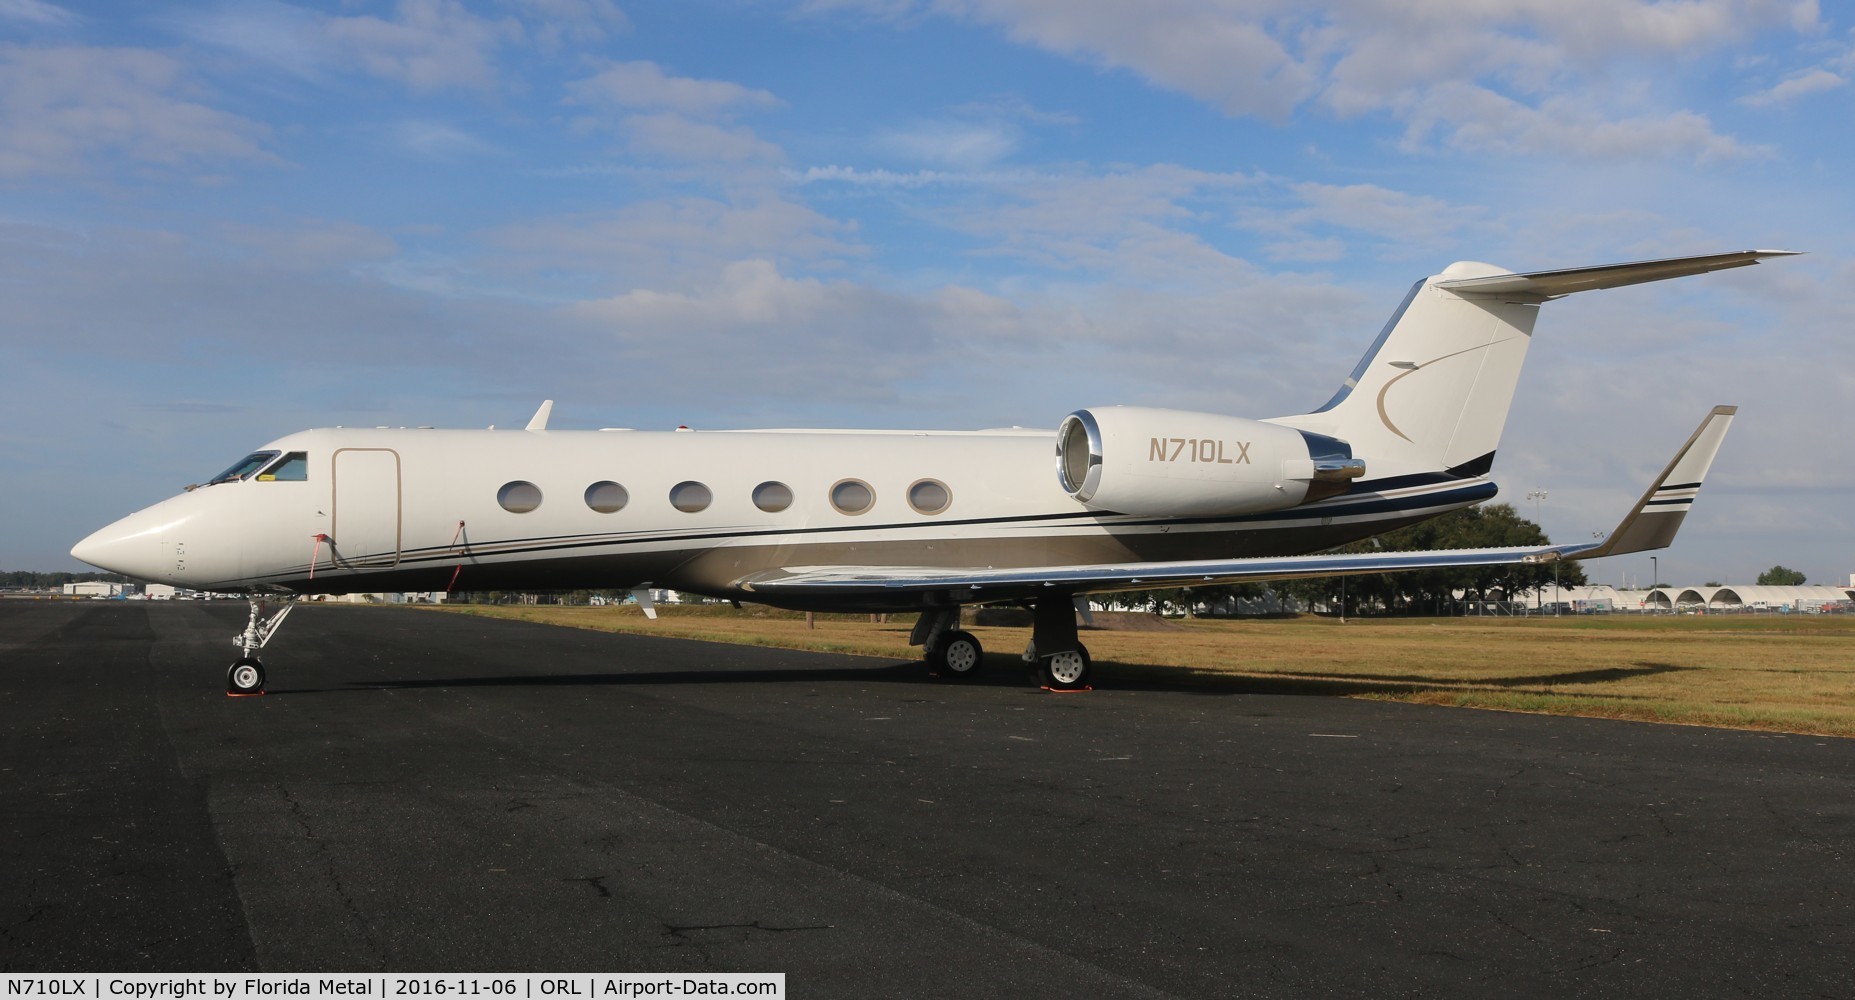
[4,979,782,1000]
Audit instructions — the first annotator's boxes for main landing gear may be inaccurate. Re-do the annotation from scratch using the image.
[915,607,986,680]
[1027,595,1091,690]
[1025,642,1092,689]
[910,597,1093,690]
[227,597,296,696]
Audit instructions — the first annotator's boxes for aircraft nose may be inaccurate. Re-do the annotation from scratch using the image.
[71,512,168,580]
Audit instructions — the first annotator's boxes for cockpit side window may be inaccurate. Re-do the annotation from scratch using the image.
[257,452,309,482]
[209,451,280,485]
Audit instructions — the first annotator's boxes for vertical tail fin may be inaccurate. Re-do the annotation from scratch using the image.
[1281,262,1543,477]
[1272,250,1795,479]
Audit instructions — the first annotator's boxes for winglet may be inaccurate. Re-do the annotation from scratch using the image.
[1573,406,1737,560]
[525,400,554,431]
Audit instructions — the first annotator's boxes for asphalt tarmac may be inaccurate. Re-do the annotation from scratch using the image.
[3,601,1852,997]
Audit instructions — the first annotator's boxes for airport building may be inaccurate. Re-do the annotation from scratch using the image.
[1644,584,1854,612]
[1532,583,1854,613]
[326,592,450,604]
[63,581,126,597]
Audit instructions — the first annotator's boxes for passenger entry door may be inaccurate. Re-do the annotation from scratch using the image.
[331,449,401,568]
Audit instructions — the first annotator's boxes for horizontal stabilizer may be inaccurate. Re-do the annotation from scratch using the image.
[1434,250,1799,299]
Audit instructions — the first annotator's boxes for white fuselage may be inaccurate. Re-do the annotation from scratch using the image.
[71,423,1490,608]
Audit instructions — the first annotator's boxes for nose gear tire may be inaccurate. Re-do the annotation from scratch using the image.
[227,657,266,696]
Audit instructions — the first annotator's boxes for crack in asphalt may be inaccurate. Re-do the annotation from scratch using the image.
[562,875,613,899]
[278,782,388,969]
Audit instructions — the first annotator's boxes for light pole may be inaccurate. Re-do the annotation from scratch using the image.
[1651,555,1659,613]
[1526,489,1548,611]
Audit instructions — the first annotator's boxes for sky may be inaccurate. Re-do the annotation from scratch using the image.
[2,0,1850,588]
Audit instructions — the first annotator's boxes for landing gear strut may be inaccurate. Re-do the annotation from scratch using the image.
[910,597,1092,688]
[1031,596,1091,690]
[228,597,295,696]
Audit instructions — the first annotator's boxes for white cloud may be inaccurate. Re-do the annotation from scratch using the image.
[172,0,623,87]
[1261,237,1346,263]
[392,120,501,158]
[555,255,1361,420]
[620,112,785,163]
[566,60,782,116]
[484,196,862,295]
[875,119,1020,168]
[326,0,523,92]
[509,0,629,47]
[789,165,1045,186]
[1231,178,1491,261]
[947,0,1317,120]
[559,259,1022,409]
[1400,84,1765,161]
[564,61,786,164]
[866,94,1082,169]
[950,94,1081,127]
[951,165,1248,237]
[914,165,1259,281]
[1316,16,1561,116]
[846,0,1811,162]
[218,220,401,271]
[164,1,337,82]
[0,44,274,178]
[0,221,447,366]
[1310,2,1797,160]
[1738,67,1846,106]
[0,0,78,27]
[1243,181,1485,250]
[573,258,861,329]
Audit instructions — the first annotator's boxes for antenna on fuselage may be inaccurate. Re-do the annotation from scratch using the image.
[525,399,554,431]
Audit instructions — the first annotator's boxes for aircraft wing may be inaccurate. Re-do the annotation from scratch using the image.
[736,407,1736,603]
[737,544,1588,601]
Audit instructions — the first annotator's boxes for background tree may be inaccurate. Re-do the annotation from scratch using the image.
[1,571,128,588]
[1757,565,1807,586]
[1262,504,1585,615]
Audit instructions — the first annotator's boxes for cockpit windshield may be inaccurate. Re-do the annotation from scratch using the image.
[209,451,280,485]
[257,452,309,482]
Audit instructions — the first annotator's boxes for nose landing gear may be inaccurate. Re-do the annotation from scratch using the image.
[227,597,296,696]
[227,657,266,696]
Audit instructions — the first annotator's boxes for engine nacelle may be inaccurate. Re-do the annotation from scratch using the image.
[1056,407,1364,517]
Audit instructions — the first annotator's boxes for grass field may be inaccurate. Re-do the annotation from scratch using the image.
[422,604,1855,737]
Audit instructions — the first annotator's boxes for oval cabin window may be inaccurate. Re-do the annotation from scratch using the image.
[829,479,874,515]
[498,481,542,514]
[907,479,951,515]
[669,481,712,513]
[752,481,793,513]
[585,481,628,513]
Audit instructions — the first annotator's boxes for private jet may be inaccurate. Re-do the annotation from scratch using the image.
[71,250,1793,694]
